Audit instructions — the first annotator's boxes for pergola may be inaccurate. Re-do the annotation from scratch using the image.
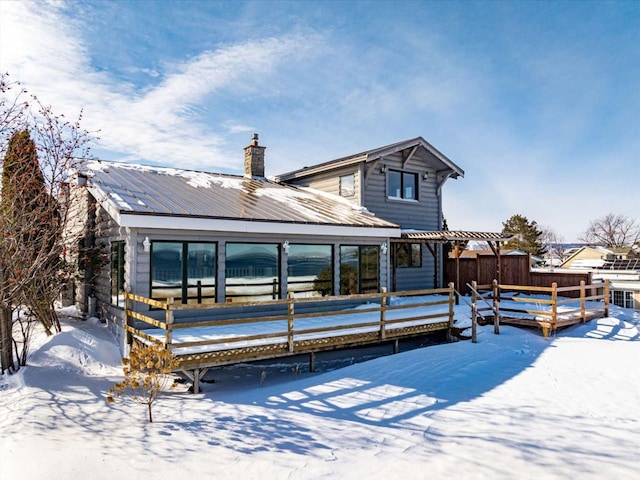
[392,230,513,293]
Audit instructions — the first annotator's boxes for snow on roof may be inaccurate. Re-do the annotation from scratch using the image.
[84,160,398,230]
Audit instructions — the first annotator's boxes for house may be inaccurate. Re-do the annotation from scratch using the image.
[558,246,639,310]
[71,135,464,349]
[275,136,464,291]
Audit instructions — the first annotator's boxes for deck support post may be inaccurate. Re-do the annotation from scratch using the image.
[309,352,316,373]
[604,279,610,317]
[392,339,399,354]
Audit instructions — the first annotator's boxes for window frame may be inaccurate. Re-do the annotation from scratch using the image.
[339,173,355,197]
[110,241,125,308]
[395,243,422,268]
[150,241,217,305]
[387,169,419,200]
[287,243,334,298]
[339,245,380,295]
[225,242,280,302]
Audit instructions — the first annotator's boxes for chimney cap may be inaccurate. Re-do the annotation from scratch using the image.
[251,133,259,146]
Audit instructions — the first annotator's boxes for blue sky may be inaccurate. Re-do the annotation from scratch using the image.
[1,0,638,242]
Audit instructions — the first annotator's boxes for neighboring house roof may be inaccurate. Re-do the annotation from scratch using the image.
[83,161,399,236]
[600,258,640,271]
[274,137,465,182]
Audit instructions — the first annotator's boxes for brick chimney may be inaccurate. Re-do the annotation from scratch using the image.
[244,133,266,178]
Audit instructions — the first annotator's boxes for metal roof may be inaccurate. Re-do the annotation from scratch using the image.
[275,136,464,181]
[84,160,399,229]
[399,230,513,242]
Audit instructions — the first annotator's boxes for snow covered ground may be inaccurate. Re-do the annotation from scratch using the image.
[0,302,638,480]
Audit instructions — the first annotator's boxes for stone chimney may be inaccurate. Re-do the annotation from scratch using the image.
[244,133,266,178]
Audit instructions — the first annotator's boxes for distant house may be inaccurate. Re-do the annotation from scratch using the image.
[70,135,464,347]
[275,136,464,291]
[559,246,639,310]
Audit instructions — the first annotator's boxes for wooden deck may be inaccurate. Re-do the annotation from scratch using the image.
[125,287,456,392]
[470,280,610,337]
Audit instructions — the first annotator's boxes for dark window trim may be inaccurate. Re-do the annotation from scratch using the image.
[150,240,217,305]
[387,169,419,201]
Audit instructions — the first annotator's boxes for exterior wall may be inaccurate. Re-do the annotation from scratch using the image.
[365,151,440,290]
[280,152,444,291]
[282,165,363,206]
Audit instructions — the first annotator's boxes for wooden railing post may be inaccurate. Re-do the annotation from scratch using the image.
[287,293,295,352]
[165,297,174,348]
[550,282,558,336]
[492,279,500,335]
[471,281,478,343]
[124,291,133,347]
[448,282,455,341]
[580,280,586,322]
[380,287,387,340]
[604,279,610,317]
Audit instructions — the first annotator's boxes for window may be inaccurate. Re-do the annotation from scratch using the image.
[611,290,635,309]
[339,174,355,197]
[151,242,216,305]
[110,241,125,307]
[395,243,421,268]
[287,244,333,298]
[340,245,379,295]
[387,170,418,200]
[226,243,279,302]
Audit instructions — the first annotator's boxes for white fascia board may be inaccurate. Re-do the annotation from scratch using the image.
[118,213,401,238]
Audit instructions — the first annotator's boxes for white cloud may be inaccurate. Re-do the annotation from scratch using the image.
[0,1,322,170]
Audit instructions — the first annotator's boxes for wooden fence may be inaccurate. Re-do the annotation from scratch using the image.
[446,255,592,296]
[468,279,610,339]
[125,287,456,393]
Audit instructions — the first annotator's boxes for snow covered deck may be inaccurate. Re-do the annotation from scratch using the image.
[125,288,456,392]
[471,280,610,337]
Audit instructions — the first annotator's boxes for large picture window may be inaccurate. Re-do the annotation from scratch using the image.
[340,245,379,295]
[111,241,125,307]
[387,170,418,200]
[395,243,422,268]
[226,243,279,302]
[287,244,333,298]
[151,242,216,305]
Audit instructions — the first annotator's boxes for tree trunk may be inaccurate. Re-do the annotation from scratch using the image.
[148,403,153,423]
[0,305,15,373]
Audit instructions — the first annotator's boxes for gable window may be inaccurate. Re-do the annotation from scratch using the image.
[110,241,125,307]
[395,243,422,268]
[340,245,379,295]
[339,174,355,197]
[226,243,279,302]
[287,244,333,298]
[151,241,216,305]
[387,170,418,200]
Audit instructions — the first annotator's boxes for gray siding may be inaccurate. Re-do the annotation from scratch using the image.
[284,165,363,206]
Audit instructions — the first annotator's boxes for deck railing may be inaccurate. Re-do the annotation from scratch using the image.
[124,286,456,392]
[470,279,610,337]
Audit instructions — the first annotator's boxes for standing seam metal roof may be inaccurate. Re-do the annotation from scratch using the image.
[85,161,398,229]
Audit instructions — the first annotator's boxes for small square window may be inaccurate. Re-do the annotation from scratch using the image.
[387,170,418,200]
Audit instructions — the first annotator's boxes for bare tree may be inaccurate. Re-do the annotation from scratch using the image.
[579,213,640,248]
[540,226,565,265]
[0,73,94,372]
